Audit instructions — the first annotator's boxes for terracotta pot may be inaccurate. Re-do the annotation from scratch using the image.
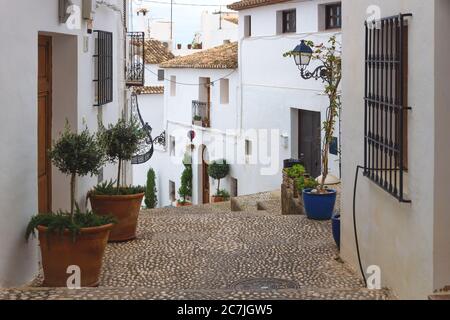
[177,202,192,207]
[37,224,113,287]
[212,196,226,203]
[90,193,144,242]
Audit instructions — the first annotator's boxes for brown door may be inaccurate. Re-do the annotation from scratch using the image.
[38,35,52,213]
[202,146,210,204]
[298,110,321,178]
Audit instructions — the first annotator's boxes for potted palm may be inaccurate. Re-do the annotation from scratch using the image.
[89,117,146,242]
[208,159,230,203]
[26,124,115,287]
[285,37,341,221]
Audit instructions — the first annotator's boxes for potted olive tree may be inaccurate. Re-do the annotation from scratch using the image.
[285,36,341,221]
[208,159,230,203]
[89,117,146,242]
[26,124,115,287]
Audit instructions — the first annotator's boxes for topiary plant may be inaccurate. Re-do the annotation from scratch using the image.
[286,164,306,179]
[178,162,193,204]
[97,116,146,192]
[49,123,105,219]
[145,168,158,209]
[208,159,230,196]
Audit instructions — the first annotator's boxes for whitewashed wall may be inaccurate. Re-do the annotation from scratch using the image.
[236,0,342,193]
[340,0,450,299]
[0,0,124,287]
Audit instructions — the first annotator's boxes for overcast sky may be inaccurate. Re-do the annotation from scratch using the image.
[131,0,236,44]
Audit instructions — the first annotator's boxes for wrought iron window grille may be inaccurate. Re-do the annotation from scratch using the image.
[364,13,412,203]
[93,30,113,106]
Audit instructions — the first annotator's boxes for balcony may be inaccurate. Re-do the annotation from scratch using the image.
[192,100,211,128]
[125,32,145,87]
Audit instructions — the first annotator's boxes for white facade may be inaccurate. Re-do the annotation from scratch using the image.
[0,0,126,287]
[134,0,342,208]
[341,0,450,299]
[135,67,240,207]
[235,0,342,191]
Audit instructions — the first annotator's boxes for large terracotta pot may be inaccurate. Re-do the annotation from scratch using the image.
[37,224,113,287]
[90,193,145,242]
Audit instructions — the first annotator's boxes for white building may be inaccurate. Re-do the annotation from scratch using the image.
[0,0,128,287]
[138,0,343,207]
[132,2,173,46]
[341,0,450,299]
[228,0,342,193]
[136,43,239,207]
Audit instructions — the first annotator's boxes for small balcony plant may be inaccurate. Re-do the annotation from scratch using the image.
[26,123,115,287]
[208,159,230,203]
[89,116,146,242]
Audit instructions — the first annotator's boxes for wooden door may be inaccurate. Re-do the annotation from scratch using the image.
[38,35,52,213]
[202,146,210,204]
[298,110,321,179]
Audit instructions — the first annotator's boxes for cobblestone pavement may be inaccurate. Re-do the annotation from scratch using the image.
[0,192,393,300]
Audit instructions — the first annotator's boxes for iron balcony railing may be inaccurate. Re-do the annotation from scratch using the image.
[192,100,211,128]
[125,32,145,87]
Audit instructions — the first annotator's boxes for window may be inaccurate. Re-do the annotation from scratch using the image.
[170,76,176,96]
[158,69,165,81]
[244,15,252,37]
[220,79,229,104]
[93,30,113,106]
[170,136,176,156]
[245,139,252,163]
[325,3,342,30]
[282,9,296,33]
[364,14,411,202]
[169,181,176,202]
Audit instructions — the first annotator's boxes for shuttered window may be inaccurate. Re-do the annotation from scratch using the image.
[94,30,113,106]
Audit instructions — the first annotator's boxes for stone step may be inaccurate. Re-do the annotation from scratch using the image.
[0,287,392,300]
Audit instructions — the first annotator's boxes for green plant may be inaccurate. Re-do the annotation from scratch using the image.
[49,123,105,218]
[26,206,116,241]
[284,36,341,192]
[145,168,158,209]
[97,116,146,191]
[193,115,202,122]
[286,164,306,179]
[216,189,231,200]
[208,159,230,196]
[178,163,193,204]
[296,176,319,192]
[90,180,145,196]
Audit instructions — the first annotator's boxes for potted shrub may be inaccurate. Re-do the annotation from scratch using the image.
[26,124,115,287]
[89,117,146,242]
[285,37,341,221]
[208,159,230,203]
[145,168,158,209]
[177,157,193,207]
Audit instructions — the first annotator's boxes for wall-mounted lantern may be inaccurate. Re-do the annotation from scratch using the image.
[291,40,329,81]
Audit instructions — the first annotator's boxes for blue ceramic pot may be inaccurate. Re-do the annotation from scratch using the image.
[303,189,337,221]
[332,214,341,249]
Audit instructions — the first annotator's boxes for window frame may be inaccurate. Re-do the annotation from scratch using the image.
[244,15,252,38]
[158,69,165,81]
[282,9,297,34]
[93,30,113,106]
[325,3,342,30]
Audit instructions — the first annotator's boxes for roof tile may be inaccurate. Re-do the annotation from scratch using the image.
[160,42,238,69]
[228,0,292,11]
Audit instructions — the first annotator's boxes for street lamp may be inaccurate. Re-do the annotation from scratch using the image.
[292,40,328,82]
